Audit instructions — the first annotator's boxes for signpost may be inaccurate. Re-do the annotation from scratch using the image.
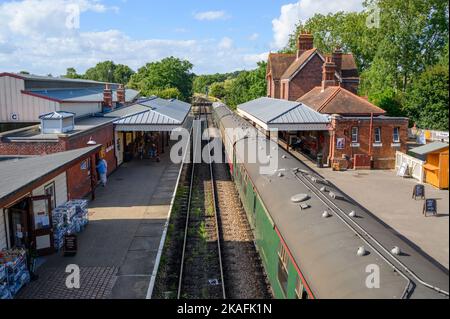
[64,234,78,256]
[423,199,437,217]
[412,184,425,200]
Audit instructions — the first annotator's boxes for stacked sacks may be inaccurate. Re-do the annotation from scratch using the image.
[0,249,30,298]
[52,200,89,250]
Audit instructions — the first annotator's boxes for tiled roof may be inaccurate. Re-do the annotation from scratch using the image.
[0,146,100,205]
[267,53,296,80]
[281,48,317,80]
[298,86,386,116]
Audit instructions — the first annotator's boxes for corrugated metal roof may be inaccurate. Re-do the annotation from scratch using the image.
[103,104,151,118]
[139,97,191,123]
[238,97,329,124]
[39,111,75,119]
[0,146,100,204]
[8,73,109,84]
[26,87,139,103]
[410,141,449,155]
[113,110,179,125]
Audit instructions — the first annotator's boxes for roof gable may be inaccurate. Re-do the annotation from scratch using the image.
[267,53,296,80]
[298,86,386,115]
[281,49,318,80]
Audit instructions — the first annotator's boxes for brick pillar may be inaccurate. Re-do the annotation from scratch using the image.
[322,57,337,91]
[103,84,113,110]
[117,84,126,104]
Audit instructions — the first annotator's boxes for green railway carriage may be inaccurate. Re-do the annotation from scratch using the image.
[211,102,449,299]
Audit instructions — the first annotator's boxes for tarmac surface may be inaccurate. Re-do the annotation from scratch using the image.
[18,151,181,299]
[289,148,449,270]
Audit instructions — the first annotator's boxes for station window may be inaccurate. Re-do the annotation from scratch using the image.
[278,242,289,296]
[393,127,400,143]
[374,127,382,143]
[351,127,358,143]
[295,276,309,300]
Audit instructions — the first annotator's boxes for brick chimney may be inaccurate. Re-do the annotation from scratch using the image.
[297,32,314,59]
[322,56,337,91]
[332,47,343,75]
[103,83,113,110]
[117,84,126,104]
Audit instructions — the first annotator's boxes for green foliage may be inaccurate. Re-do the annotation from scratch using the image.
[147,87,182,100]
[128,57,194,102]
[19,71,30,74]
[209,82,226,100]
[63,67,83,79]
[193,71,242,94]
[84,61,134,84]
[368,88,406,117]
[221,61,267,109]
[404,63,449,131]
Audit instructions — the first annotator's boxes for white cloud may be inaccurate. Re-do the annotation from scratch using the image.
[271,0,364,49]
[194,10,230,21]
[249,33,259,41]
[0,1,263,75]
[218,37,233,50]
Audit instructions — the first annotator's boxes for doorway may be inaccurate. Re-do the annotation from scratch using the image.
[6,195,54,256]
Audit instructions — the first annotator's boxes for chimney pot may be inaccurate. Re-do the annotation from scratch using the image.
[332,47,343,75]
[322,58,337,91]
[297,32,314,59]
[103,84,113,110]
[117,84,126,104]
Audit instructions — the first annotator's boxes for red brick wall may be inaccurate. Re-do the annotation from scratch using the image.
[342,81,359,95]
[66,155,93,200]
[0,140,67,155]
[330,117,408,169]
[288,55,324,101]
[65,123,117,175]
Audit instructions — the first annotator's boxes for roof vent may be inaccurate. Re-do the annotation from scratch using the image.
[357,247,367,257]
[322,211,331,218]
[278,172,284,178]
[320,186,327,192]
[291,194,309,203]
[39,111,75,134]
[282,155,287,159]
[329,191,336,199]
[349,211,357,218]
[391,247,402,255]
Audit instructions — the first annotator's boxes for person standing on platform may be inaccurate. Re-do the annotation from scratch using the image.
[96,158,108,187]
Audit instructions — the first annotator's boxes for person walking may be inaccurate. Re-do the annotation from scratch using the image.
[96,158,108,187]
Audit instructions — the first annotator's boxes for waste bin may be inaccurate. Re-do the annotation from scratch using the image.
[317,154,323,168]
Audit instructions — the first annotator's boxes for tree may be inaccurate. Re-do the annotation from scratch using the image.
[404,63,449,130]
[222,61,267,109]
[84,61,135,84]
[368,88,406,117]
[147,87,182,100]
[64,67,82,79]
[193,71,242,94]
[128,57,194,102]
[209,82,226,100]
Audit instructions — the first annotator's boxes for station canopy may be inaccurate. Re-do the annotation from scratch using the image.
[107,97,191,132]
[237,97,331,131]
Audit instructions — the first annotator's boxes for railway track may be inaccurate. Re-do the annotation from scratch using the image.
[177,107,226,299]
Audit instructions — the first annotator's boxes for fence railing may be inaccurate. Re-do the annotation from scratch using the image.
[395,151,425,182]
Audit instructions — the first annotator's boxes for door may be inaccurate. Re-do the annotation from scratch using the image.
[29,195,54,256]
[7,207,29,249]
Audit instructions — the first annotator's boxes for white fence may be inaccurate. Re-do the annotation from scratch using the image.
[395,151,425,182]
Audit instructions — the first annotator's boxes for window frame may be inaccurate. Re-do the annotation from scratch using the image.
[393,127,400,143]
[351,127,359,143]
[277,242,290,296]
[374,127,382,143]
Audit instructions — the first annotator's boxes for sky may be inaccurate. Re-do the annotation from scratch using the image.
[0,0,364,76]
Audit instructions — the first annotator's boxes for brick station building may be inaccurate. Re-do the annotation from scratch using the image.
[266,34,409,170]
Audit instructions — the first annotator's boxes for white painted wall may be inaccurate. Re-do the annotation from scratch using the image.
[60,102,101,118]
[0,75,59,123]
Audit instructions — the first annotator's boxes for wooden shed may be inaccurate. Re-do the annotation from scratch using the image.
[410,141,449,189]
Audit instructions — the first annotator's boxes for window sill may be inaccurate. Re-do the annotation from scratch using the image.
[373,143,383,147]
[351,143,360,148]
[391,143,401,147]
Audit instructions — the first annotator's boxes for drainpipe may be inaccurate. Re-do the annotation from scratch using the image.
[368,113,374,167]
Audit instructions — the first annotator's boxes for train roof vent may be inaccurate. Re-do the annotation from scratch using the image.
[291,194,309,203]
[349,211,357,218]
[322,211,331,218]
[391,246,402,255]
[357,247,367,256]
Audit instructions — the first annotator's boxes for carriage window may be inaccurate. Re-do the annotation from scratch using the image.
[278,242,289,296]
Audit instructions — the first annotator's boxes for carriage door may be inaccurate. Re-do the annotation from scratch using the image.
[29,195,55,256]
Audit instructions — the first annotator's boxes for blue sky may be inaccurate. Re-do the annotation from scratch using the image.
[0,0,364,75]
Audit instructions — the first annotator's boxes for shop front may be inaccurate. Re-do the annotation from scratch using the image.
[0,146,100,298]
